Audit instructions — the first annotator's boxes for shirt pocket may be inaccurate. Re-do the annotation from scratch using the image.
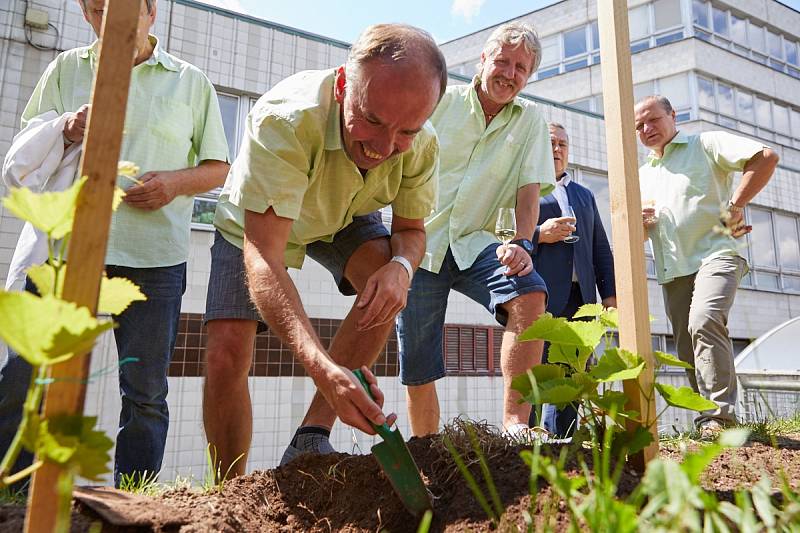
[147,95,194,156]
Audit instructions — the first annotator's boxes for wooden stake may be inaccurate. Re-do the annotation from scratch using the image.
[25,2,142,531]
[597,0,659,470]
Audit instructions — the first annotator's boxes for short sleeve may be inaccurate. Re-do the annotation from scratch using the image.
[390,127,439,220]
[21,57,65,128]
[700,131,767,175]
[518,110,556,197]
[191,71,230,164]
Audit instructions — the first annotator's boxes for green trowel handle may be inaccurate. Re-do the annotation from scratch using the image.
[352,368,394,441]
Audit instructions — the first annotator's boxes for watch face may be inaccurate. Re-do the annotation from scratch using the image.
[514,239,533,253]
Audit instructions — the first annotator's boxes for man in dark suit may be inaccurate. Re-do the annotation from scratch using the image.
[529,123,616,437]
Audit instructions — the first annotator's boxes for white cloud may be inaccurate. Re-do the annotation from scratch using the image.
[451,0,486,22]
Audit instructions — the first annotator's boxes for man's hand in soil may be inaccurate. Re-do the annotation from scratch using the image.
[355,261,410,331]
[319,365,396,434]
[63,104,90,145]
[124,171,179,210]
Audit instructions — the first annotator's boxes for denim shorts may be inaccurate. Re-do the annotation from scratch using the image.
[396,244,548,386]
[204,213,390,327]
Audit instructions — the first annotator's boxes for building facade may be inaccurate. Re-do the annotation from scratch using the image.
[0,0,797,482]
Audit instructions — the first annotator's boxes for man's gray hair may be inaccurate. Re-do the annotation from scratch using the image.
[82,0,155,14]
[549,122,569,142]
[635,95,674,114]
[346,24,448,104]
[477,22,542,79]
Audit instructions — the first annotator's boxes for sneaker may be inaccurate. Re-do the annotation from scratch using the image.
[697,419,724,441]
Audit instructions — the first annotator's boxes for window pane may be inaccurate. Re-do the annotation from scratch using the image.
[756,272,780,290]
[774,103,790,134]
[217,93,239,158]
[737,90,755,123]
[755,97,772,128]
[659,74,690,109]
[768,30,783,58]
[750,208,776,267]
[590,21,600,50]
[697,76,715,109]
[712,7,728,36]
[629,6,650,41]
[749,24,766,53]
[786,40,799,66]
[776,214,800,269]
[716,82,734,116]
[568,98,592,112]
[580,171,612,233]
[564,27,588,58]
[692,0,709,29]
[791,109,800,138]
[784,275,800,293]
[634,81,654,104]
[654,0,682,30]
[730,14,747,45]
[540,35,560,65]
[192,197,217,225]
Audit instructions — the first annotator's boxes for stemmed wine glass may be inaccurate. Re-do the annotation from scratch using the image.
[563,206,579,243]
[495,208,516,245]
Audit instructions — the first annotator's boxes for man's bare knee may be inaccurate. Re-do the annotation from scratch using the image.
[343,237,392,292]
[502,292,546,328]
[205,319,257,381]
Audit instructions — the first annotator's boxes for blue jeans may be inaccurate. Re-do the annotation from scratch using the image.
[0,264,185,487]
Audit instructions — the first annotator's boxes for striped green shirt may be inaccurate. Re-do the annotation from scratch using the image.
[214,69,439,268]
[640,130,766,284]
[421,83,555,273]
[21,36,230,268]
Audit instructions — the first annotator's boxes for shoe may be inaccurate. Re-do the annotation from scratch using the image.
[697,419,724,441]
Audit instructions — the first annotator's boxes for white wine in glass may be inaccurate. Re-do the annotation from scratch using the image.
[563,206,579,243]
[495,208,517,244]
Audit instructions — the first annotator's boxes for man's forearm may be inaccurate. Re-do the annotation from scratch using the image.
[243,245,332,382]
[169,159,230,197]
[731,148,779,206]
[390,228,426,270]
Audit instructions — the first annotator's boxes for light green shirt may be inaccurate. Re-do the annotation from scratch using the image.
[421,83,556,273]
[21,36,230,268]
[640,130,766,284]
[214,69,439,268]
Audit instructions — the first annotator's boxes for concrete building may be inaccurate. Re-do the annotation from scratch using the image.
[0,0,797,482]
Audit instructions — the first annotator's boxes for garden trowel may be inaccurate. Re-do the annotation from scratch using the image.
[353,369,432,516]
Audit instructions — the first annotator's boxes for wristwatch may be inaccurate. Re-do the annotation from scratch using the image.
[390,255,414,282]
[510,238,535,255]
[727,201,744,214]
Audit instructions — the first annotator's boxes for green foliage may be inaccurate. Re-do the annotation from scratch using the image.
[655,383,719,412]
[2,177,87,240]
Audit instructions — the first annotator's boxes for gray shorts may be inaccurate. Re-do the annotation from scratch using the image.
[204,212,389,328]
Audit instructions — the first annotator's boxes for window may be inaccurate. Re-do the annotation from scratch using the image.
[629,6,650,42]
[748,24,766,53]
[191,196,217,226]
[634,81,654,104]
[692,0,709,29]
[654,0,681,30]
[755,97,772,129]
[736,90,755,124]
[750,208,776,267]
[785,40,799,67]
[730,14,747,48]
[768,30,783,59]
[564,27,587,58]
[774,103,790,135]
[540,35,560,66]
[568,98,592,112]
[590,21,600,50]
[791,109,800,138]
[711,7,728,37]
[776,214,800,271]
[578,171,612,236]
[658,74,689,109]
[716,82,734,116]
[697,76,714,109]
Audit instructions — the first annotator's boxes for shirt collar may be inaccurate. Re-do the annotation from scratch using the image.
[468,76,523,119]
[646,130,688,164]
[324,76,343,151]
[556,171,572,187]
[79,35,178,72]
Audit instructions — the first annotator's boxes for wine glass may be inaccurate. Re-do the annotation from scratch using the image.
[563,206,579,243]
[495,208,517,245]
[642,199,658,225]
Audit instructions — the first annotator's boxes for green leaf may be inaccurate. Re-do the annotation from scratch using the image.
[2,177,86,239]
[112,186,125,211]
[37,415,112,481]
[654,350,693,370]
[599,308,619,329]
[546,342,580,369]
[511,365,565,397]
[98,276,146,315]
[25,265,146,315]
[589,348,645,382]
[592,390,631,413]
[0,292,113,366]
[518,312,606,348]
[536,380,583,407]
[654,383,718,412]
[612,426,654,456]
[571,371,600,395]
[572,303,604,319]
[680,443,724,483]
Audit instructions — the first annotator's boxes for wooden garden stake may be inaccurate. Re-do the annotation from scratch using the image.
[25,1,143,531]
[597,0,660,470]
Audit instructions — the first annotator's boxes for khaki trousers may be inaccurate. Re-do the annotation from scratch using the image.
[661,255,748,426]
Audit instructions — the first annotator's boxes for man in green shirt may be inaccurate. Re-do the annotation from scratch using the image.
[203,24,446,476]
[397,22,555,437]
[636,95,779,436]
[0,0,230,486]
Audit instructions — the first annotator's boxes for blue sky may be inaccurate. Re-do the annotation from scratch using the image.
[196,0,800,44]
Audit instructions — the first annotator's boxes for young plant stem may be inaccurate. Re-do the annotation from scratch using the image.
[443,434,498,526]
